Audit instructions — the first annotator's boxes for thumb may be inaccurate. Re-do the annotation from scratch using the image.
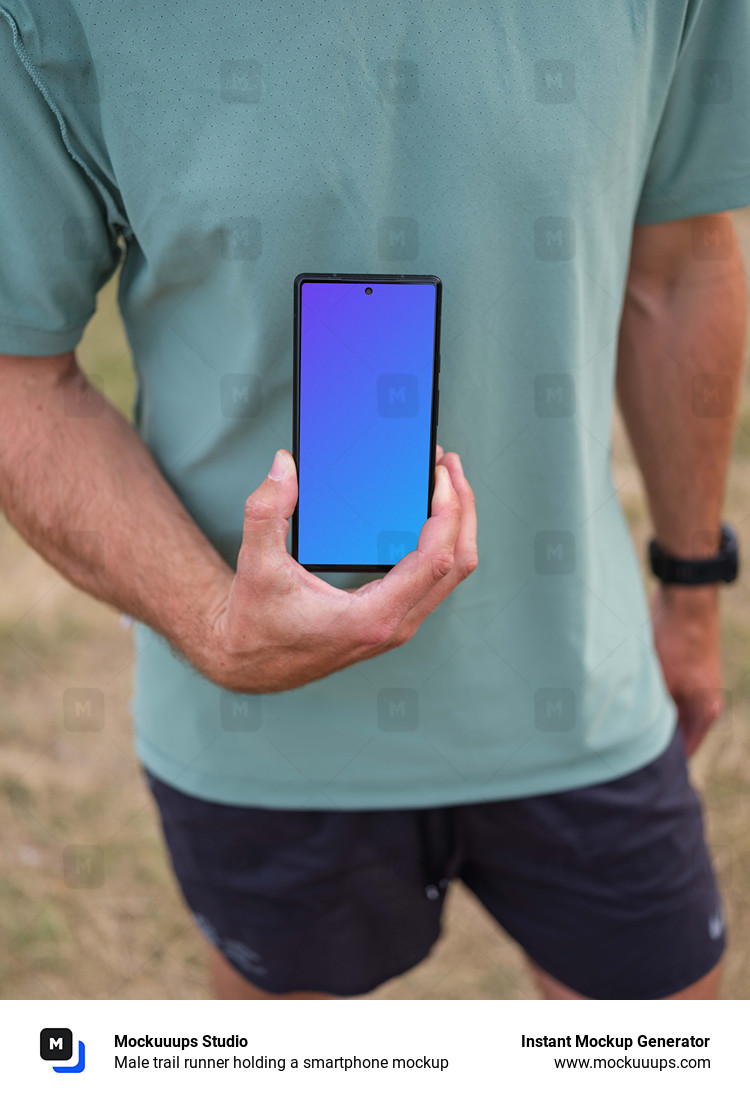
[240,449,298,566]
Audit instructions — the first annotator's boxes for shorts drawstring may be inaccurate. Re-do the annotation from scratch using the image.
[417,807,455,901]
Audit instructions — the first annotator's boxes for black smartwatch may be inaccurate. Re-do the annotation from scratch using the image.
[648,522,739,586]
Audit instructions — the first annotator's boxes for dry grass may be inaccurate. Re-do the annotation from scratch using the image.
[1,212,750,1000]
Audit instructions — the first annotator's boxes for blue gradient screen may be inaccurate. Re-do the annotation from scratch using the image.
[297,279,438,568]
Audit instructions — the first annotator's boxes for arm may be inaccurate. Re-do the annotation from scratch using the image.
[616,212,747,753]
[0,351,477,693]
[0,350,234,673]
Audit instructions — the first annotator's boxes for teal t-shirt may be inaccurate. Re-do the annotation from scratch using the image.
[1,1,749,808]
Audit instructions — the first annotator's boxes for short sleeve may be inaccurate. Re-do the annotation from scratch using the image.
[0,10,122,355]
[635,0,750,225]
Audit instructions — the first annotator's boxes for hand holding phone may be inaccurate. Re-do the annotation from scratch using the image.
[199,444,477,695]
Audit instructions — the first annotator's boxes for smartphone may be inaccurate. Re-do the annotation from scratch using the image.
[292,272,442,571]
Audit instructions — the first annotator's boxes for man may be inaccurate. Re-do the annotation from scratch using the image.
[0,1,747,1000]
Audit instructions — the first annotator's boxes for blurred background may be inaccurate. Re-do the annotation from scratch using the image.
[2,210,750,1000]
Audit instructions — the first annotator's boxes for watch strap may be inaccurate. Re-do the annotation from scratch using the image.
[648,522,738,585]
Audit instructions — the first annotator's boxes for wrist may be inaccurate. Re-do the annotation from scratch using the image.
[169,561,236,686]
[657,581,720,616]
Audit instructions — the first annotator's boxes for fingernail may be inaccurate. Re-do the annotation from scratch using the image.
[268,450,289,481]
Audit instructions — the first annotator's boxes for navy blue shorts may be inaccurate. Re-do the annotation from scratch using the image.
[144,722,725,998]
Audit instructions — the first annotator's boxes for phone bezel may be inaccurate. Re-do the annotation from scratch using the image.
[292,272,442,572]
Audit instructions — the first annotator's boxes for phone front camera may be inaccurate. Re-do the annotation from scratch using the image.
[365,286,372,295]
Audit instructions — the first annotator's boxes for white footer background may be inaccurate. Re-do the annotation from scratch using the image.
[3,999,743,1099]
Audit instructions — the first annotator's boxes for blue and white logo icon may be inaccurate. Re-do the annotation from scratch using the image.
[40,1028,86,1073]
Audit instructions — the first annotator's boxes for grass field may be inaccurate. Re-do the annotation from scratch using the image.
[2,212,750,1000]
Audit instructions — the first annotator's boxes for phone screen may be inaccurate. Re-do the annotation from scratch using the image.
[294,277,440,570]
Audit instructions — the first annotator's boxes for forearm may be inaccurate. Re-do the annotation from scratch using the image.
[0,352,233,672]
[616,224,747,572]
